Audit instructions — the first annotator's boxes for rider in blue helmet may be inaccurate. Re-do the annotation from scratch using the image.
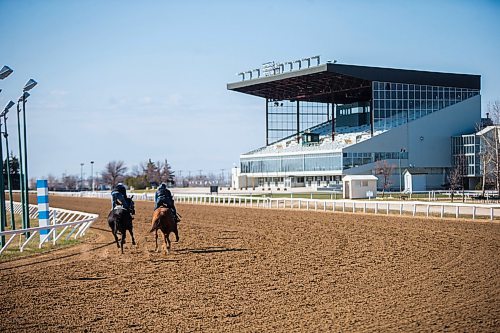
[111,183,130,210]
[154,183,179,222]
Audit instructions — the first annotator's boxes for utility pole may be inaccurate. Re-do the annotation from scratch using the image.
[90,161,94,191]
[80,163,84,191]
[220,168,225,186]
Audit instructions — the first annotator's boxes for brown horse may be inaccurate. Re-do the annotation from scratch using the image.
[150,207,179,255]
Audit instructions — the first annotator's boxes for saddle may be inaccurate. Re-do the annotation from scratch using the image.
[113,205,134,218]
[159,204,181,223]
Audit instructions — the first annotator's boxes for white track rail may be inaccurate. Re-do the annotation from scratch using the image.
[172,195,500,221]
[49,191,500,221]
[0,201,98,255]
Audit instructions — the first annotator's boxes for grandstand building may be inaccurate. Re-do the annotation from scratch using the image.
[228,60,481,191]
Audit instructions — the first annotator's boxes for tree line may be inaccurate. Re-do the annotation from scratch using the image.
[31,159,175,191]
[102,159,175,189]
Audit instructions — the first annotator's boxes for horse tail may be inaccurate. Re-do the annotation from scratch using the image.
[150,215,162,233]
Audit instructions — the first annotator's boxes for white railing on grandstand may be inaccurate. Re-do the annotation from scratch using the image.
[0,201,99,255]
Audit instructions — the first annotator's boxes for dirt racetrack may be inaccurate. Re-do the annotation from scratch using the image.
[1,196,499,332]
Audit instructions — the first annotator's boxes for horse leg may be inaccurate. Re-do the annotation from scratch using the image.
[164,233,170,255]
[174,227,179,242]
[120,230,126,254]
[154,229,159,253]
[113,231,120,248]
[129,227,136,246]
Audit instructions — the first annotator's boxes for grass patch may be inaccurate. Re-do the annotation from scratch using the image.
[0,236,84,262]
[2,213,38,231]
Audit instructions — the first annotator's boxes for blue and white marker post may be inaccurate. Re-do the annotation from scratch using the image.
[37,179,50,245]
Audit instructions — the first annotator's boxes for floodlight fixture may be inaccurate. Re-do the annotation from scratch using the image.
[23,79,37,92]
[0,65,13,80]
[18,91,30,102]
[3,101,15,115]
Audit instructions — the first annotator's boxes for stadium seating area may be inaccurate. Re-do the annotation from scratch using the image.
[243,116,401,156]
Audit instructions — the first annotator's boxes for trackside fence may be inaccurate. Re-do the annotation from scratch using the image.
[172,195,499,221]
[49,191,500,221]
[0,201,99,255]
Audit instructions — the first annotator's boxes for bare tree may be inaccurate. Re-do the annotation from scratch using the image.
[375,160,395,197]
[47,174,58,191]
[477,101,500,193]
[448,154,467,203]
[101,161,127,187]
[62,174,78,190]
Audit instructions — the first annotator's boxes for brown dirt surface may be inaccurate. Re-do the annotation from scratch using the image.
[1,195,499,332]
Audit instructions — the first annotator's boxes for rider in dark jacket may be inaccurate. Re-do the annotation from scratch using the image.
[111,183,130,210]
[154,183,179,222]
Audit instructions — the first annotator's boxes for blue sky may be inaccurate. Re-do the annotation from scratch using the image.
[0,0,499,180]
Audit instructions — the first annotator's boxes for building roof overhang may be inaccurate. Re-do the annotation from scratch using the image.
[227,63,481,104]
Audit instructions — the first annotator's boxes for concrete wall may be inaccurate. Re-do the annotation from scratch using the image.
[344,95,481,168]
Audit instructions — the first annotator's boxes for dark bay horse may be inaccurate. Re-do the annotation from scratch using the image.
[150,207,179,255]
[108,197,136,254]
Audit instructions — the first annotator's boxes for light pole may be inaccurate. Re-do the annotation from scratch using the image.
[80,163,84,191]
[16,94,27,231]
[399,148,406,193]
[0,111,7,246]
[2,101,16,230]
[21,79,38,231]
[90,161,94,191]
[0,66,14,246]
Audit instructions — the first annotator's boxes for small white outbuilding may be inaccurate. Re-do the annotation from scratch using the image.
[403,168,428,193]
[343,175,378,199]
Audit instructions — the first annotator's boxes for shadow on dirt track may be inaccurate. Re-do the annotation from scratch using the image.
[177,246,248,254]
